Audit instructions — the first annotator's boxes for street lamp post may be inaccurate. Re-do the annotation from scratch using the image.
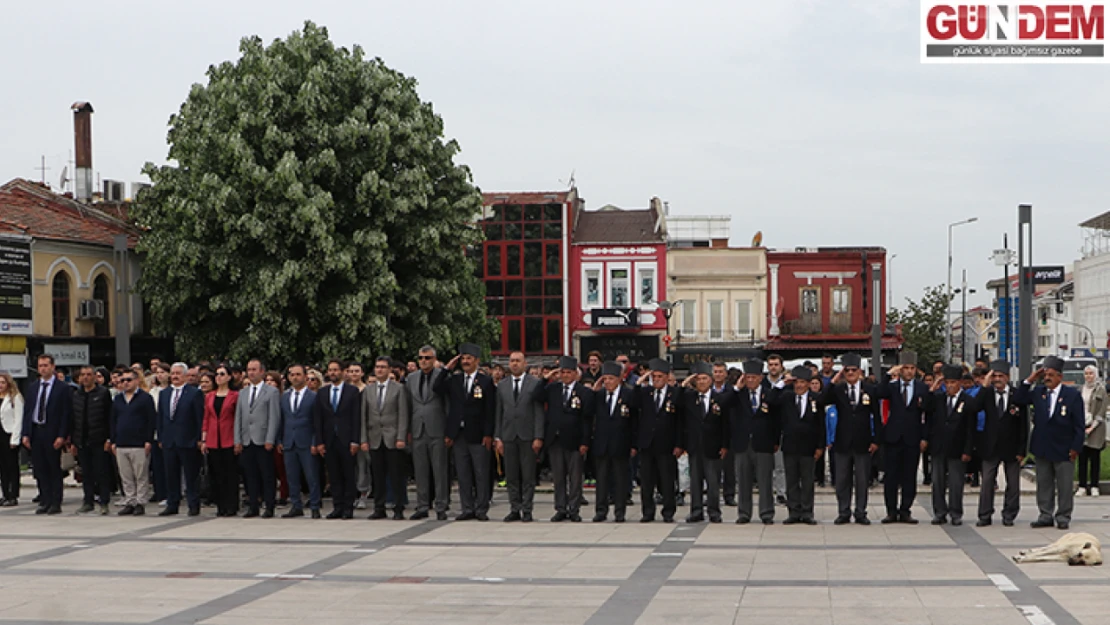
[947,217,979,362]
[953,269,977,364]
[888,253,897,314]
[658,300,675,363]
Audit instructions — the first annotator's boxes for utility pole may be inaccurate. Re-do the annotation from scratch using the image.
[34,156,49,184]
[1018,205,1034,379]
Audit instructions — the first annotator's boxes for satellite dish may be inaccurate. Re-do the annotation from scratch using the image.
[751,231,763,247]
[58,166,69,190]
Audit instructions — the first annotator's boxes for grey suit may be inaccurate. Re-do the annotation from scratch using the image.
[495,375,545,514]
[362,380,410,513]
[406,367,449,515]
[235,383,282,512]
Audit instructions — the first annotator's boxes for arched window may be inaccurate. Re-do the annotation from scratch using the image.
[52,272,71,337]
[93,274,110,337]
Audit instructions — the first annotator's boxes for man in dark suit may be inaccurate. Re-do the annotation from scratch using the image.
[732,359,778,525]
[635,358,683,523]
[924,365,974,526]
[771,366,825,525]
[21,354,72,514]
[278,364,320,518]
[712,362,738,507]
[435,343,496,521]
[155,362,205,516]
[313,359,362,519]
[591,361,639,523]
[682,362,730,523]
[875,351,930,524]
[969,360,1027,527]
[406,346,449,520]
[1016,355,1085,529]
[535,356,594,522]
[494,351,544,522]
[821,353,881,525]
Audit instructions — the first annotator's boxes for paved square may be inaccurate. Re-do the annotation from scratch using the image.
[0,481,1107,625]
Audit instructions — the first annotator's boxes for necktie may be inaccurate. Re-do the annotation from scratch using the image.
[948,396,956,416]
[701,394,709,416]
[750,390,758,411]
[377,383,385,410]
[171,387,181,420]
[997,391,1005,415]
[465,375,472,395]
[331,386,339,411]
[36,382,48,425]
[849,385,856,406]
[564,385,571,404]
[798,395,805,416]
[609,392,616,415]
[513,378,520,401]
[655,389,663,411]
[903,382,911,407]
[420,372,428,398]
[250,385,257,409]
[293,390,301,413]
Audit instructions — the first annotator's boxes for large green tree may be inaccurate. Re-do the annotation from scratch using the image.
[888,284,953,369]
[134,22,495,364]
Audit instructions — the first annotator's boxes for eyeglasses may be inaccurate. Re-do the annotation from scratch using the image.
[120,378,134,383]
[418,356,434,360]
[216,371,229,377]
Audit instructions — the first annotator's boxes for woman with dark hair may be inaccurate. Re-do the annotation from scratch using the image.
[201,366,240,517]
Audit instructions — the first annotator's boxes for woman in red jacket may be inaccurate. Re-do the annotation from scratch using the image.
[201,367,240,517]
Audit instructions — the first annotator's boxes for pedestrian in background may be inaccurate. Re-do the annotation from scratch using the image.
[1077,364,1106,498]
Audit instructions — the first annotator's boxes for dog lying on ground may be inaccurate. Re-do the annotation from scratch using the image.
[1013,533,1103,566]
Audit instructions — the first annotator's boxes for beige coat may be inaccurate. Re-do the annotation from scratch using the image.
[1083,383,1106,449]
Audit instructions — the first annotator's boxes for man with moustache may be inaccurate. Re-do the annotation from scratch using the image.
[536,356,594,522]
[592,361,639,523]
[771,366,825,525]
[406,346,450,521]
[682,362,730,523]
[436,344,496,521]
[822,354,881,525]
[925,365,974,526]
[732,359,779,525]
[314,360,362,519]
[969,360,1027,527]
[635,359,683,523]
[711,362,738,507]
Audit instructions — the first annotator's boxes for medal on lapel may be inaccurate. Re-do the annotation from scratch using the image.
[1061,405,1067,416]
[666,401,675,413]
[861,394,871,406]
[811,400,818,413]
[571,395,581,410]
[620,403,630,418]
[760,403,769,413]
[473,385,483,400]
[712,402,721,415]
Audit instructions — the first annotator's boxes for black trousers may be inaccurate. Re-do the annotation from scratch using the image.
[31,433,63,507]
[241,444,276,512]
[639,450,677,520]
[163,446,202,511]
[722,449,736,498]
[595,452,630,517]
[370,445,405,512]
[882,442,920,516]
[326,436,357,513]
[77,444,112,506]
[0,431,21,500]
[1078,447,1102,489]
[208,447,239,515]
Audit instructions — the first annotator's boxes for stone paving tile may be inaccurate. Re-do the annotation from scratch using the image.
[1040,585,1110,625]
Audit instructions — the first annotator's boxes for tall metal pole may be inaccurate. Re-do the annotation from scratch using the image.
[946,218,978,363]
[1018,205,1034,379]
[872,262,882,376]
[961,269,968,364]
[113,234,131,366]
[1002,233,1010,362]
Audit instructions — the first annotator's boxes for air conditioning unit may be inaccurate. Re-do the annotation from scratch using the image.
[77,299,105,320]
[130,182,151,200]
[103,180,125,202]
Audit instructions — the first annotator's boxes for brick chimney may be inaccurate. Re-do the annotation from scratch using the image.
[72,101,94,202]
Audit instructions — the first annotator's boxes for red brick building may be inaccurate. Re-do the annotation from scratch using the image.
[765,247,902,360]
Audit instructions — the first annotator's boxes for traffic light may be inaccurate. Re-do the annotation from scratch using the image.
[1039,308,1048,325]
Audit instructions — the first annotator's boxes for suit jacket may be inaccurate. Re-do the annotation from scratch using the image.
[925,391,975,460]
[495,375,544,442]
[592,385,639,458]
[314,383,362,448]
[1015,381,1085,463]
[21,377,73,443]
[772,388,826,457]
[435,369,496,444]
[874,378,931,446]
[279,387,317,450]
[635,384,683,454]
[156,385,204,449]
[361,380,410,449]
[967,384,1027,461]
[681,387,731,459]
[406,367,447,439]
[203,390,239,449]
[235,383,282,447]
[535,380,595,451]
[732,385,779,454]
[820,382,881,455]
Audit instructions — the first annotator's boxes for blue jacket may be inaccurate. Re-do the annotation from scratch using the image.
[279,387,317,450]
[156,385,205,449]
[825,405,838,447]
[22,377,73,443]
[110,389,156,447]
[1015,381,1085,463]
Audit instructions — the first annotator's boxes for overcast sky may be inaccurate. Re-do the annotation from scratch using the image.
[3,0,1105,310]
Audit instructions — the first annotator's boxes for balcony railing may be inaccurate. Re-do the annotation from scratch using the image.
[673,329,759,347]
[782,318,856,335]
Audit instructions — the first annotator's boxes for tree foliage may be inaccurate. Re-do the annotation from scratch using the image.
[888,284,953,369]
[134,22,496,364]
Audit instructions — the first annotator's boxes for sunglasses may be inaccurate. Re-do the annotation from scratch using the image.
[120,378,134,383]
[216,371,229,376]
[418,356,434,360]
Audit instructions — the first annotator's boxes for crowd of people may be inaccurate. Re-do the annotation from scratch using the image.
[0,347,1099,530]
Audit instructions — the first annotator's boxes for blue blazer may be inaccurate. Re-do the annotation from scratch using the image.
[156,385,205,449]
[279,388,317,450]
[1015,382,1085,463]
[22,378,73,443]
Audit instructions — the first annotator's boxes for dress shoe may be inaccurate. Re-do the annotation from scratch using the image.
[640,516,655,523]
[676,494,686,506]
[261,508,274,519]
[783,517,801,525]
[855,517,870,526]
[709,514,722,524]
[685,513,704,523]
[311,509,321,519]
[1002,519,1014,527]
[833,516,850,525]
[46,505,61,515]
[243,510,260,519]
[735,517,750,525]
[1057,522,1070,530]
[615,514,626,523]
[931,517,947,525]
[662,516,675,523]
[410,510,429,520]
[77,503,95,514]
[763,518,774,525]
[99,505,109,516]
[724,496,737,507]
[950,519,962,527]
[32,494,40,503]
[776,495,787,505]
[0,498,16,507]
[133,505,145,516]
[159,508,179,517]
[393,509,405,521]
[593,513,607,523]
[118,505,135,516]
[436,512,448,521]
[326,509,344,519]
[569,513,582,522]
[900,513,919,525]
[476,513,489,521]
[976,519,992,527]
[282,508,305,518]
[1030,519,1054,528]
[368,510,388,520]
[503,511,522,522]
[456,512,476,521]
[189,507,201,517]
[550,512,568,523]
[342,511,354,519]
[521,512,533,522]
[802,518,818,525]
[881,515,899,524]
